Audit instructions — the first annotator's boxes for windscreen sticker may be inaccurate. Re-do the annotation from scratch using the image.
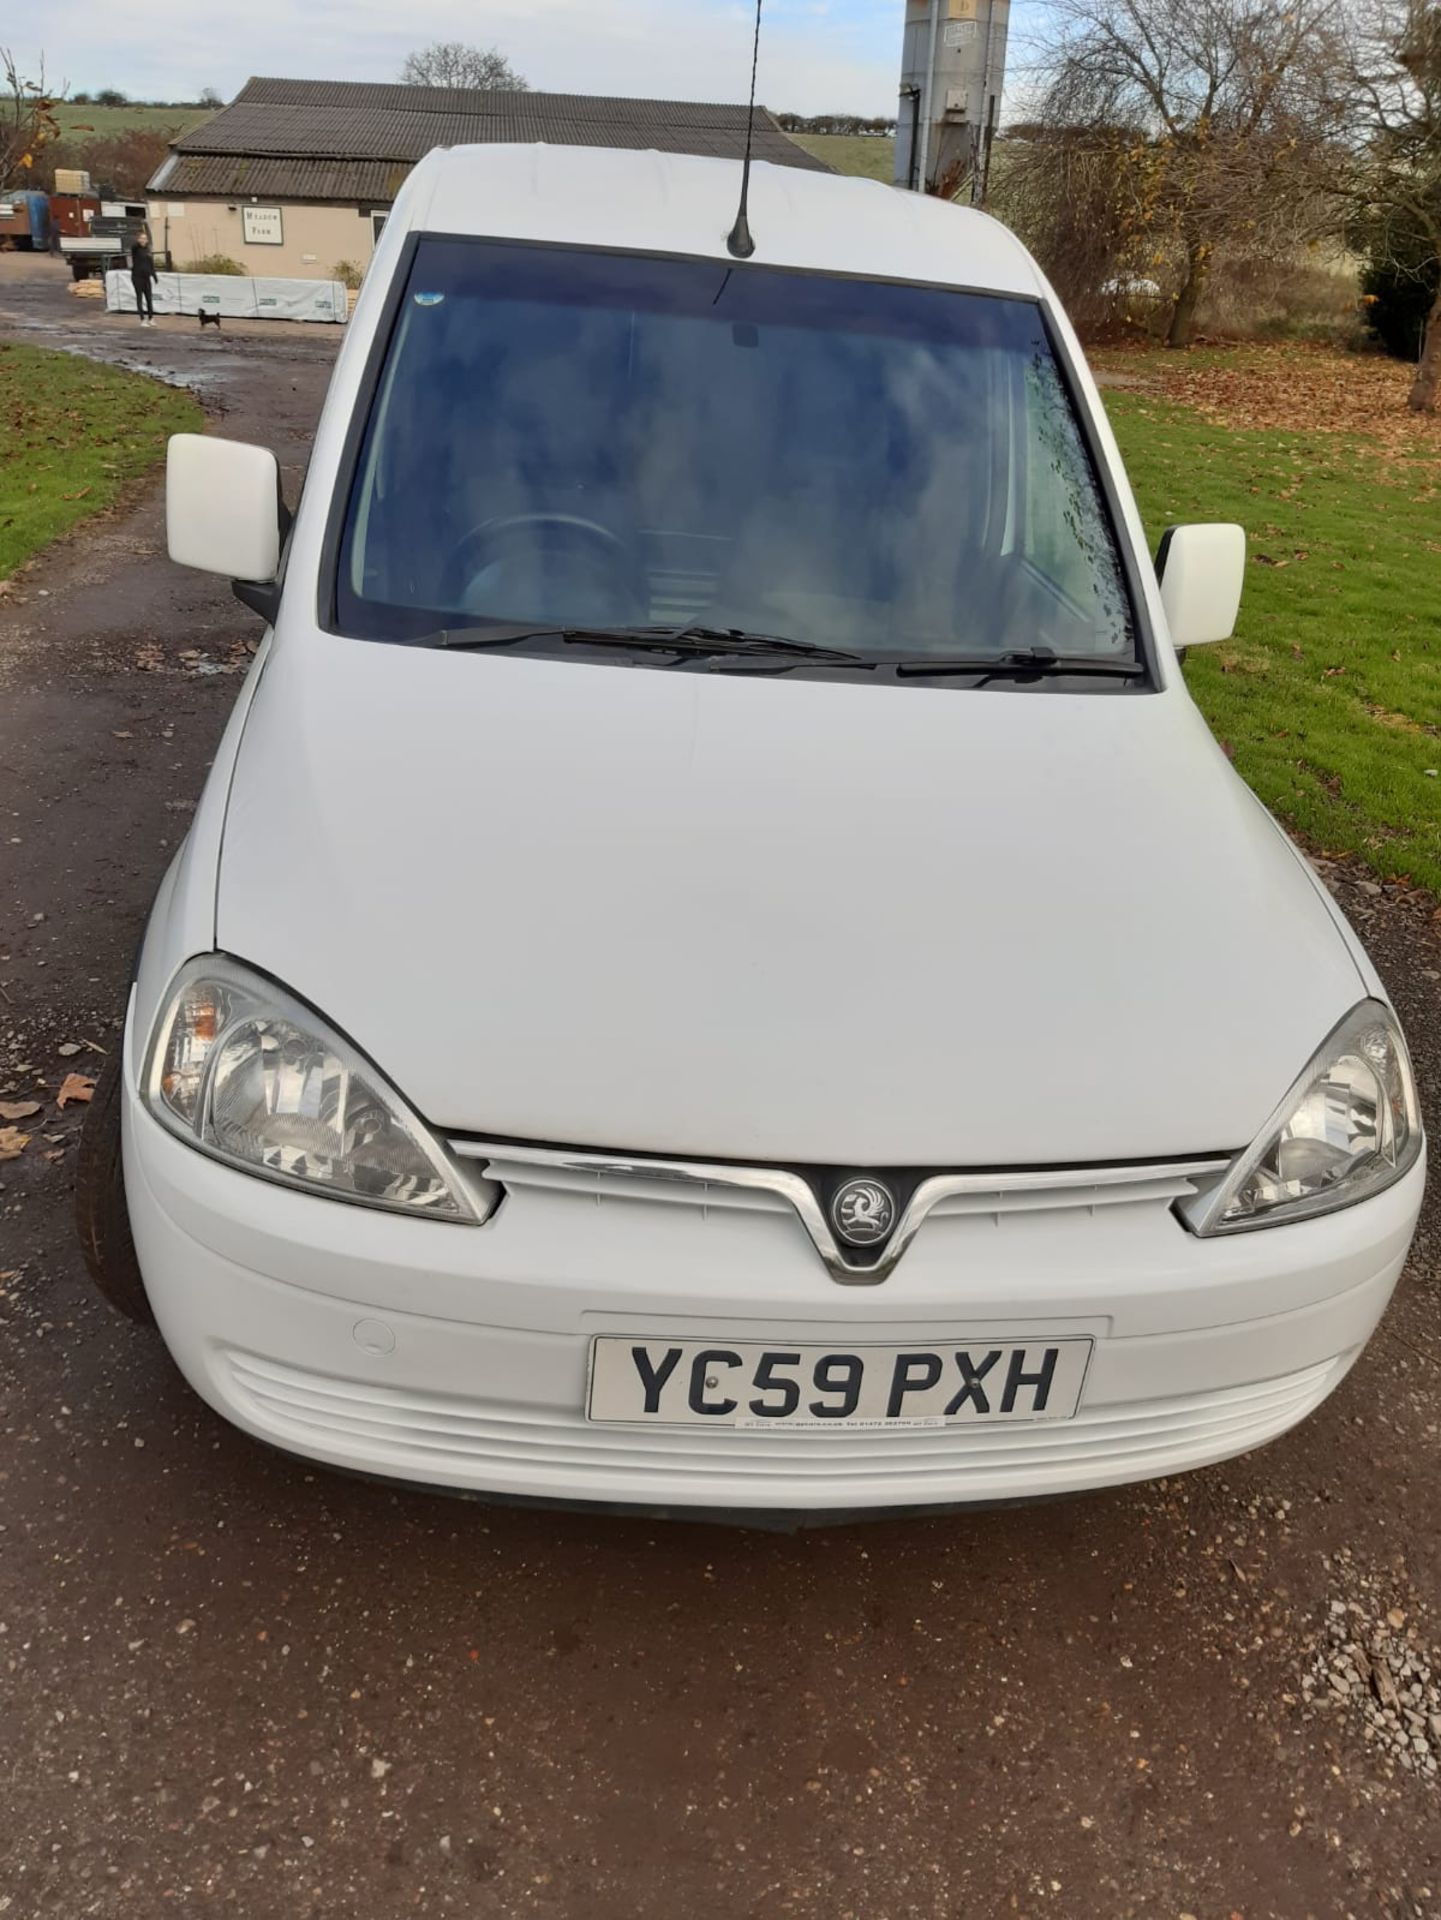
[412,291,445,308]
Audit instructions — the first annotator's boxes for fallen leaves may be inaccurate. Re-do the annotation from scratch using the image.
[126,639,255,681]
[0,1126,30,1160]
[0,1099,40,1121]
[56,1072,94,1109]
[1094,341,1441,453]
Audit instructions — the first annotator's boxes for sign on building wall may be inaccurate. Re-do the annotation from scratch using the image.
[242,205,284,246]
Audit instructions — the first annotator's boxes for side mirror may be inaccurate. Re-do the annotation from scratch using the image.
[1155,522,1246,649]
[166,434,284,619]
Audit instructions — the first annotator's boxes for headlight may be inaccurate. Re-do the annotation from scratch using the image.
[144,956,483,1221]
[1183,999,1422,1235]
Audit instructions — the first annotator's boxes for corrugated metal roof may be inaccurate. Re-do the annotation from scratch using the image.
[176,102,826,165]
[234,77,780,128]
[154,74,830,202]
[149,155,411,201]
[176,104,491,160]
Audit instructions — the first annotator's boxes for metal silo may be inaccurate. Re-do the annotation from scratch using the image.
[894,0,1010,201]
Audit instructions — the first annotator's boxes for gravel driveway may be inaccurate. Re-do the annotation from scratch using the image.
[1,253,1439,1920]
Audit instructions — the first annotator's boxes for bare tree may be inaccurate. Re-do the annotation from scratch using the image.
[1,48,62,191]
[1347,0,1441,408]
[399,42,527,92]
[993,123,1158,334]
[1027,0,1348,346]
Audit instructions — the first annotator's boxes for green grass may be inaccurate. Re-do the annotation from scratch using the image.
[53,103,212,140]
[788,133,896,182]
[1104,386,1441,892]
[0,344,201,580]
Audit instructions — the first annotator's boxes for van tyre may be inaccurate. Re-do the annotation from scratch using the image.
[74,1043,155,1325]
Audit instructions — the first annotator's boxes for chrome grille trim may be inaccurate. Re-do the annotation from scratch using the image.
[448,1141,1230,1285]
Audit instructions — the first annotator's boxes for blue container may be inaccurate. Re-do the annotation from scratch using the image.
[25,190,51,246]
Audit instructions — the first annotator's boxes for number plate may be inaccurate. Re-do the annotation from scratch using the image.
[586,1337,1092,1428]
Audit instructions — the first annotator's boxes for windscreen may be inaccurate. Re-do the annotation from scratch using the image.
[336,239,1135,662]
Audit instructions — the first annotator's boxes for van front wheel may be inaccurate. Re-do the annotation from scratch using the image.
[74,1043,155,1325]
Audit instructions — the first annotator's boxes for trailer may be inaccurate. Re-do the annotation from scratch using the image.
[58,202,148,280]
[0,190,52,250]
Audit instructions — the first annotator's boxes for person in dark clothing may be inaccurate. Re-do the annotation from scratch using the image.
[131,230,158,326]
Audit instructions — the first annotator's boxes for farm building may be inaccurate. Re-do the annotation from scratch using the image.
[146,76,829,279]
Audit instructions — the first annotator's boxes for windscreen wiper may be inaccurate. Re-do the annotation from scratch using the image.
[648,624,868,664]
[429,623,629,650]
[894,648,1145,681]
[431,623,867,664]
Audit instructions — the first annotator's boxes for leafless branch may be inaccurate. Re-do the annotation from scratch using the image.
[0,48,65,192]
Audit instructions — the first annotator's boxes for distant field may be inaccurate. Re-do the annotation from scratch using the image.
[53,103,212,140]
[788,134,896,182]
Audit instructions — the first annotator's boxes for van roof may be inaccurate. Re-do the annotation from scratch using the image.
[408,143,1047,300]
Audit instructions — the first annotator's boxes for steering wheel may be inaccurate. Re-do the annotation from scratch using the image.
[443,513,645,618]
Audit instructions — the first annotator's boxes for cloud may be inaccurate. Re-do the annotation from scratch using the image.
[20,0,901,116]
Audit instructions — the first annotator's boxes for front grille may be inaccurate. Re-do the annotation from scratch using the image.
[224,1350,1340,1498]
[465,1150,1218,1222]
[449,1142,1230,1285]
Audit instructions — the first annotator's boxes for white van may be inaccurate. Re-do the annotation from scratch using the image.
[77,146,1424,1522]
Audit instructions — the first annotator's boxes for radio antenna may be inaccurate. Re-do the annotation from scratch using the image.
[726,0,763,259]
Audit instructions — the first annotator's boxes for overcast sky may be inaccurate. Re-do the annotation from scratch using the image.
[22,0,911,117]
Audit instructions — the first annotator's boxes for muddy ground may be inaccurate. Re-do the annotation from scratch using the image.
[1,251,1439,1920]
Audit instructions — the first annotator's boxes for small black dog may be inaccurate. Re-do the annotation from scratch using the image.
[198,308,222,329]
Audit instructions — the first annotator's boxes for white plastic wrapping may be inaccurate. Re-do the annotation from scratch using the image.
[106,270,348,324]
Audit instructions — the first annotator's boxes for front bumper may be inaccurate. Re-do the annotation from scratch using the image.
[121,1040,1425,1515]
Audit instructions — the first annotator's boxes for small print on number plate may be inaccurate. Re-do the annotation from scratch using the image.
[586,1338,1093,1429]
